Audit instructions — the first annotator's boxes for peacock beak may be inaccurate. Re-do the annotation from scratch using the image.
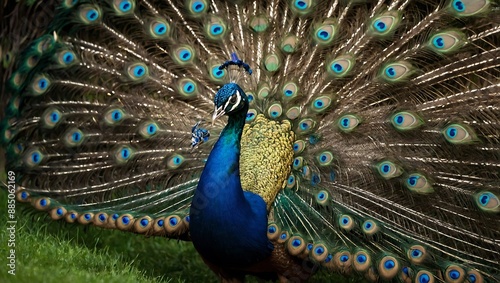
[212,106,225,125]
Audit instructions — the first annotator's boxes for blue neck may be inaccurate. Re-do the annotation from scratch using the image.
[192,107,248,214]
[190,102,273,267]
[198,110,247,205]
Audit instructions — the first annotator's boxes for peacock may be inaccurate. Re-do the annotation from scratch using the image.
[1,0,499,282]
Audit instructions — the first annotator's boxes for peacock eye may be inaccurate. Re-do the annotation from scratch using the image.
[229,95,238,104]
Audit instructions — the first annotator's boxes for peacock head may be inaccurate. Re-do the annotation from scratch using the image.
[212,83,248,123]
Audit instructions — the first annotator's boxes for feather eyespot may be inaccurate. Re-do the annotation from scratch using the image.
[63,52,74,63]
[353,250,371,272]
[311,96,332,112]
[210,24,223,35]
[245,109,257,123]
[475,191,499,212]
[131,64,148,79]
[65,211,78,223]
[339,215,354,231]
[391,111,423,130]
[17,191,30,202]
[317,151,333,166]
[467,270,483,283]
[180,51,191,60]
[154,22,167,35]
[57,50,77,66]
[294,0,308,10]
[311,243,328,262]
[316,190,329,205]
[30,151,43,164]
[146,124,157,134]
[113,0,135,14]
[381,61,413,82]
[249,15,269,32]
[33,197,51,211]
[177,78,199,97]
[267,223,280,240]
[311,173,320,185]
[314,23,336,45]
[307,243,313,251]
[286,107,301,120]
[429,31,465,53]
[407,245,427,264]
[335,251,351,267]
[378,256,399,280]
[104,108,125,125]
[139,121,159,139]
[406,173,433,194]
[113,146,135,164]
[370,12,400,36]
[415,270,434,283]
[281,35,298,53]
[443,124,476,144]
[31,75,50,96]
[50,207,67,220]
[362,220,379,235]
[188,0,207,15]
[148,19,170,39]
[451,0,489,16]
[278,231,289,243]
[292,157,304,170]
[453,0,466,11]
[411,249,423,258]
[134,216,153,233]
[338,114,360,132]
[211,66,225,79]
[116,214,134,230]
[301,165,311,179]
[167,154,185,169]
[97,213,107,223]
[282,82,299,99]
[292,140,306,154]
[328,56,354,77]
[314,246,324,255]
[79,5,101,24]
[24,147,44,167]
[125,63,149,81]
[264,54,280,72]
[63,128,85,147]
[376,160,402,179]
[258,84,270,99]
[173,46,195,65]
[445,266,465,283]
[267,103,282,119]
[297,118,316,134]
[205,16,227,40]
[374,20,387,32]
[42,108,62,129]
[291,0,313,14]
[287,235,306,255]
[357,254,366,263]
[286,174,296,189]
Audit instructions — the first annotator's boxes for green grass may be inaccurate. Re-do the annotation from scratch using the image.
[0,190,217,283]
[0,166,355,283]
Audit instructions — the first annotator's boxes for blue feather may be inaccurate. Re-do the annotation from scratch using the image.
[190,83,273,266]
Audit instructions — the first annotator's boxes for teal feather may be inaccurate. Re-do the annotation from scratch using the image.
[1,0,500,282]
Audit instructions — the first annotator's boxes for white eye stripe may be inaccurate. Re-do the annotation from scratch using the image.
[225,90,242,112]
